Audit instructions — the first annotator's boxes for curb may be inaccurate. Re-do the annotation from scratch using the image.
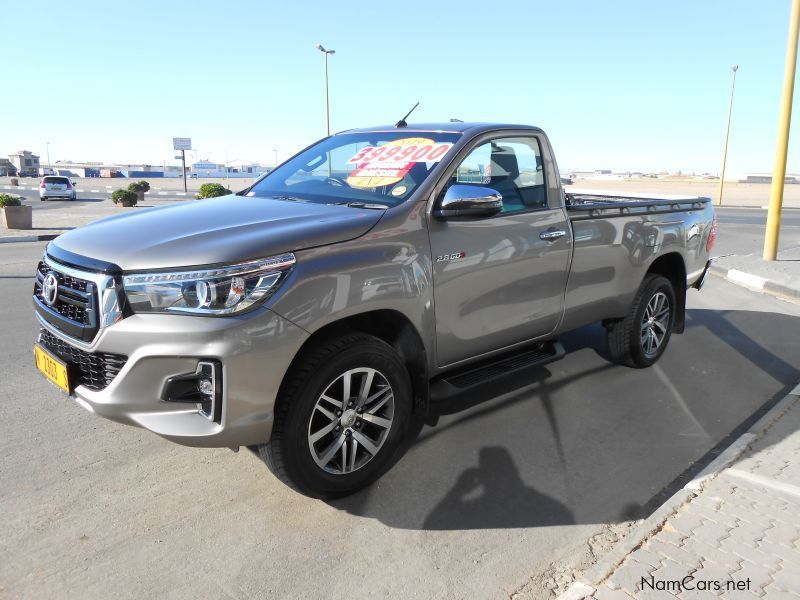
[709,263,800,301]
[717,204,800,210]
[558,383,800,599]
[0,233,61,244]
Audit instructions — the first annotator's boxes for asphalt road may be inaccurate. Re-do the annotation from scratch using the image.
[714,207,800,256]
[1,241,799,599]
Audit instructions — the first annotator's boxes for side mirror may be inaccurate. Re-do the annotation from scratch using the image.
[433,184,503,220]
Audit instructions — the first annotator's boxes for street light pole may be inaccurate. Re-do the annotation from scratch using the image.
[46,141,51,174]
[764,0,800,261]
[273,148,278,167]
[716,65,738,206]
[315,44,335,136]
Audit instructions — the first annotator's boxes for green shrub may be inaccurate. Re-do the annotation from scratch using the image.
[196,183,230,199]
[128,180,151,193]
[111,189,138,206]
[0,194,22,207]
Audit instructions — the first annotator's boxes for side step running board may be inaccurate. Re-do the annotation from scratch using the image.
[430,340,565,401]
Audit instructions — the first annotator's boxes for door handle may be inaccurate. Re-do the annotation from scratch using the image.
[539,229,566,241]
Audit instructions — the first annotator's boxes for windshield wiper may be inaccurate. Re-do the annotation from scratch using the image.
[334,201,389,210]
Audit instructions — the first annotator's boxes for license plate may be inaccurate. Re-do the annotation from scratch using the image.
[34,344,70,393]
[51,185,64,190]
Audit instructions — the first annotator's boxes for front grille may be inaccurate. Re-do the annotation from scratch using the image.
[54,302,86,323]
[37,261,89,292]
[33,260,99,342]
[38,329,127,392]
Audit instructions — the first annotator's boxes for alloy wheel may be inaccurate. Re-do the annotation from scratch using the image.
[640,291,670,357]
[307,367,395,474]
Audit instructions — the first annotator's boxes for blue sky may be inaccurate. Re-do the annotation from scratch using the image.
[4,0,800,173]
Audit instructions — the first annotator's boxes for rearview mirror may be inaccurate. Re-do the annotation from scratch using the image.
[433,184,503,220]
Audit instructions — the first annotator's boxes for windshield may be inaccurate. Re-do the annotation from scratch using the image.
[248,131,461,207]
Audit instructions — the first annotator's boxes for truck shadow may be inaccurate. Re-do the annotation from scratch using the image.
[329,308,800,531]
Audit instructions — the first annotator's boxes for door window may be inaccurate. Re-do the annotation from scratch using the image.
[446,136,547,213]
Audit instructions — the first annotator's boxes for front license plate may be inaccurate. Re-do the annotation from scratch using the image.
[34,344,70,393]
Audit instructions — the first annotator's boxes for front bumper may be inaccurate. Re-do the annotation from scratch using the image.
[37,307,308,447]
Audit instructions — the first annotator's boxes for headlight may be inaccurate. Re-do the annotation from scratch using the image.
[123,254,295,315]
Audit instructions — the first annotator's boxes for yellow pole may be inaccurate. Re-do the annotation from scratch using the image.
[717,65,738,206]
[764,0,800,260]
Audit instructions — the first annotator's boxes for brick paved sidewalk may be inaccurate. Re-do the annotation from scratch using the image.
[570,387,800,599]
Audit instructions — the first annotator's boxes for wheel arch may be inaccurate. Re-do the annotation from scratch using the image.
[280,309,430,415]
[645,252,687,333]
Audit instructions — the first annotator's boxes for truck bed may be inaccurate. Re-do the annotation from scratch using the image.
[565,189,711,220]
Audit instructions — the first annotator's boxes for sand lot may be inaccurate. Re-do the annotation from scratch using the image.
[566,178,800,208]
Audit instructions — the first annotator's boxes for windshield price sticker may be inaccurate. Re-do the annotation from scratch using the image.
[346,138,453,188]
[348,138,452,166]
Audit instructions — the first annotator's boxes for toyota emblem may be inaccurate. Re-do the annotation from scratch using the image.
[42,273,59,306]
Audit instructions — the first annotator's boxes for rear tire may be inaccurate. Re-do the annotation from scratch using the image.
[259,333,412,498]
[607,274,675,368]
[40,197,47,201]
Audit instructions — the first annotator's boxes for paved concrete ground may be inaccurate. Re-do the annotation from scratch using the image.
[2,242,799,599]
[570,389,800,599]
[0,196,187,242]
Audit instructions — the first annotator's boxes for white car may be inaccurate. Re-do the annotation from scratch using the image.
[40,176,77,201]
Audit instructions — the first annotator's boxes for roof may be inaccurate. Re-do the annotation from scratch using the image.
[337,122,543,135]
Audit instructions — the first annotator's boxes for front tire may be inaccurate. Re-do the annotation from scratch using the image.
[607,274,675,368]
[260,333,412,498]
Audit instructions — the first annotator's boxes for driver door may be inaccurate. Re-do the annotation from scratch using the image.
[428,135,571,366]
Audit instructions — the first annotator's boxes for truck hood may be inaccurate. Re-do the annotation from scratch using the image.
[50,194,385,271]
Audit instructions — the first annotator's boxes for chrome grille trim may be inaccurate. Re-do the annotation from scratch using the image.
[33,254,124,349]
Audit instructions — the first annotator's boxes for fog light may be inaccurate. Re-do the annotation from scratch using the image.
[162,360,222,423]
[198,378,214,396]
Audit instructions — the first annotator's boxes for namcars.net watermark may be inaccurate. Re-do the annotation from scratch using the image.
[641,575,751,593]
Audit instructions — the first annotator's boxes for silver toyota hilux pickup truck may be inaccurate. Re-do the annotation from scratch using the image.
[32,122,715,497]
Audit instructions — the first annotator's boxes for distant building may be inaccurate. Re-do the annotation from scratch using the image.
[191,161,223,177]
[737,173,800,184]
[240,164,272,175]
[51,161,104,178]
[0,158,15,176]
[190,161,270,178]
[8,150,40,176]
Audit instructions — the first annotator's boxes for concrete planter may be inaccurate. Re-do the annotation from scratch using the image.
[2,205,33,229]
